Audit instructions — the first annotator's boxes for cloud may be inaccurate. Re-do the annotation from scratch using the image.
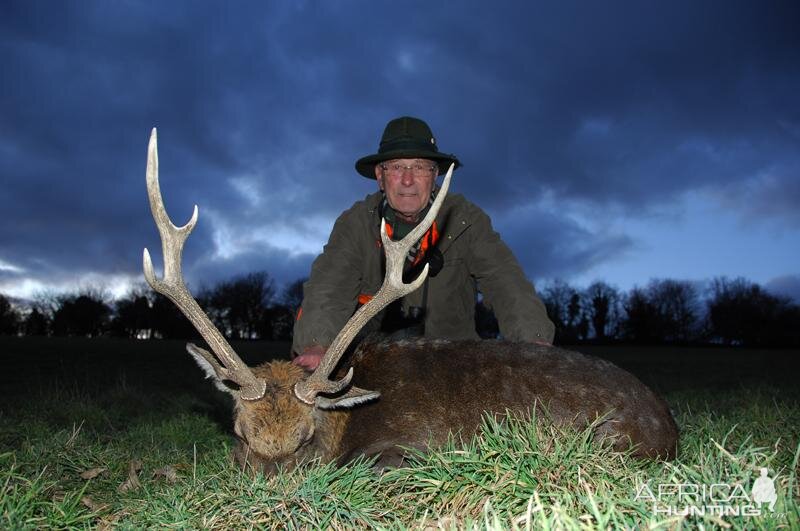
[712,163,800,226]
[1,1,798,303]
[490,201,636,282]
[765,275,800,304]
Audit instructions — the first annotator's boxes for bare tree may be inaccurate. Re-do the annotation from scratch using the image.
[621,279,699,343]
[52,291,112,337]
[647,279,699,343]
[23,308,49,336]
[541,279,569,331]
[21,292,59,336]
[280,277,306,314]
[205,271,276,339]
[707,277,799,346]
[0,294,21,335]
[622,287,658,343]
[30,290,61,322]
[111,286,154,338]
[261,277,307,341]
[541,279,585,343]
[150,293,198,339]
[262,305,295,341]
[584,281,622,341]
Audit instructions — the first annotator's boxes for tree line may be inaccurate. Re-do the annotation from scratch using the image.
[1,274,798,347]
[0,272,304,342]
[534,277,800,347]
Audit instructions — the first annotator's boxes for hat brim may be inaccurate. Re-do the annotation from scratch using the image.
[355,150,461,179]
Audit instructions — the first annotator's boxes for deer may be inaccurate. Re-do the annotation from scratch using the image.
[142,128,678,475]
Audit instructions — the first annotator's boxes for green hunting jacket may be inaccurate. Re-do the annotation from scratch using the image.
[291,191,555,353]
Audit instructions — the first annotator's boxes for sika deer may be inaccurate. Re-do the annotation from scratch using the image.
[142,129,678,474]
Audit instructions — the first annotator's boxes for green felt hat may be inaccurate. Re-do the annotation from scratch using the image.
[355,116,461,179]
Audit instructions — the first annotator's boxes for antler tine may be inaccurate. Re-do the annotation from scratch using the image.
[142,128,266,401]
[294,163,454,404]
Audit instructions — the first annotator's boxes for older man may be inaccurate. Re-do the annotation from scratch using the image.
[293,116,554,369]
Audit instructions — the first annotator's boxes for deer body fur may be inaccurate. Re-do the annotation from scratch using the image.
[225,338,678,474]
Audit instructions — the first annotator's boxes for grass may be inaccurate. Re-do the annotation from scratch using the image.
[1,338,798,529]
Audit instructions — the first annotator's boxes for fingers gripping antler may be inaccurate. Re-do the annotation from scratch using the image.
[142,128,266,401]
[294,164,454,404]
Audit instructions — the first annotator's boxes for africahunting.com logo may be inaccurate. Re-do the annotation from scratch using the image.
[634,468,782,518]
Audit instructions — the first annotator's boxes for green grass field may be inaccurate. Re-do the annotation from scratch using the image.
[1,337,798,529]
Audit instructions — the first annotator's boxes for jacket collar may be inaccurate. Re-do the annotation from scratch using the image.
[365,190,471,255]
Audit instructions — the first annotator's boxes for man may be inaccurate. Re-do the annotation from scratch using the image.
[293,116,554,369]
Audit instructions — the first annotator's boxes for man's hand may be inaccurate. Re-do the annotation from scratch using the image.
[292,344,326,370]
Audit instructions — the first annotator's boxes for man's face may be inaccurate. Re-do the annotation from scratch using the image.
[375,158,437,222]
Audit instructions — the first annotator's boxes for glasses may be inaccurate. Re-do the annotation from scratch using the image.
[380,161,437,178]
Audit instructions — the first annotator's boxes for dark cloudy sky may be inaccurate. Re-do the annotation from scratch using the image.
[2,1,799,303]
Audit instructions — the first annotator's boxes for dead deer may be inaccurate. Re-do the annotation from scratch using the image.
[142,129,678,474]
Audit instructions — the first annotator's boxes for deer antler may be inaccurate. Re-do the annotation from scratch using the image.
[294,164,454,405]
[142,128,267,401]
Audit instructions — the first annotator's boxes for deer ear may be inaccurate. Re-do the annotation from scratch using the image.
[186,343,238,396]
[315,386,380,410]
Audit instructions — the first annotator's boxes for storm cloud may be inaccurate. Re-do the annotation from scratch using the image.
[1,1,798,300]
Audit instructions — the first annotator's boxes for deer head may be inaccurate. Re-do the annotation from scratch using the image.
[142,128,452,470]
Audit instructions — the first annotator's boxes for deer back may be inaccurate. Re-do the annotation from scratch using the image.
[338,338,678,466]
